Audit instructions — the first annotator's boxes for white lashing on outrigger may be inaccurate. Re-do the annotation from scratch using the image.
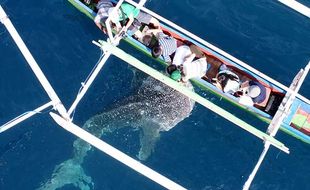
[0,1,309,190]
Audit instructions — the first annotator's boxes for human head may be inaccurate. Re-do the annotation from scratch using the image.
[142,35,152,46]
[151,44,162,58]
[247,85,261,98]
[170,70,182,81]
[166,64,177,75]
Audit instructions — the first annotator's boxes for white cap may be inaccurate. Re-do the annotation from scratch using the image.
[248,85,261,98]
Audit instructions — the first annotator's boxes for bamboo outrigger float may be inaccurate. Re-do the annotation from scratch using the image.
[1,0,309,189]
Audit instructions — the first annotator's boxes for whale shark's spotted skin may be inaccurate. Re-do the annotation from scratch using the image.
[37,77,195,190]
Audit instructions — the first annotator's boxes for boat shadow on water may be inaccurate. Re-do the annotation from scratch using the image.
[37,76,195,190]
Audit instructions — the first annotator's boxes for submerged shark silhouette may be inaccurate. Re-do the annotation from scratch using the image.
[37,77,195,190]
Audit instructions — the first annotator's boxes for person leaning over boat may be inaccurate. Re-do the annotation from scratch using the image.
[93,1,159,36]
[93,0,114,33]
[150,30,178,64]
[166,45,209,82]
[236,81,266,106]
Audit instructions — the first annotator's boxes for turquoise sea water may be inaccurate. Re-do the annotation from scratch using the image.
[0,0,310,189]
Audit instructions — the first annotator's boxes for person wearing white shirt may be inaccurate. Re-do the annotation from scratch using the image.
[168,45,209,82]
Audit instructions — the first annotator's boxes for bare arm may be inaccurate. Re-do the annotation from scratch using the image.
[95,22,107,33]
[115,13,135,35]
[184,53,196,64]
[124,15,134,31]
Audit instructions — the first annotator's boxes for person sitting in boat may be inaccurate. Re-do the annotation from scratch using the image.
[211,65,241,94]
[166,45,209,82]
[93,0,160,36]
[151,31,178,64]
[236,81,267,106]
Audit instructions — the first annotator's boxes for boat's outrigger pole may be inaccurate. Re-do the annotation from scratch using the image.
[50,112,187,190]
[243,62,310,190]
[67,52,112,116]
[0,5,70,129]
[0,101,53,133]
[0,6,69,120]
[68,0,147,116]
[1,3,189,190]
[278,0,310,19]
[93,40,289,153]
[123,0,310,105]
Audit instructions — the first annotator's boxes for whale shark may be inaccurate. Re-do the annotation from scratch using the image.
[37,76,195,190]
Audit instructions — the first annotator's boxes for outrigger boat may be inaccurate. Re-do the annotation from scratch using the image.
[1,1,310,190]
[69,0,310,144]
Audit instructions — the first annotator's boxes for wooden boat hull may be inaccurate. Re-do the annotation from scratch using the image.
[67,0,310,144]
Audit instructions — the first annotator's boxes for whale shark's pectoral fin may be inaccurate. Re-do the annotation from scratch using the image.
[137,121,161,161]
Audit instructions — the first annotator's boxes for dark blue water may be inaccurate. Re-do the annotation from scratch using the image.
[1,0,310,189]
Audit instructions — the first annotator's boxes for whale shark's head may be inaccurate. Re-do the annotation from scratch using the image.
[135,77,195,131]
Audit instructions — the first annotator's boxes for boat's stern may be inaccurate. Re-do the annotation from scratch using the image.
[282,98,310,143]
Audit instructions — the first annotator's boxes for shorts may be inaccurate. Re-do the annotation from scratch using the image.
[128,11,152,34]
[94,7,110,23]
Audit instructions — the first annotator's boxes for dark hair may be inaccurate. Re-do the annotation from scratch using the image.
[142,35,152,46]
[217,71,239,90]
[166,64,177,75]
[151,44,162,58]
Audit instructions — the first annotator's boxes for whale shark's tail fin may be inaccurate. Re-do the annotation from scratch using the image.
[37,159,93,190]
